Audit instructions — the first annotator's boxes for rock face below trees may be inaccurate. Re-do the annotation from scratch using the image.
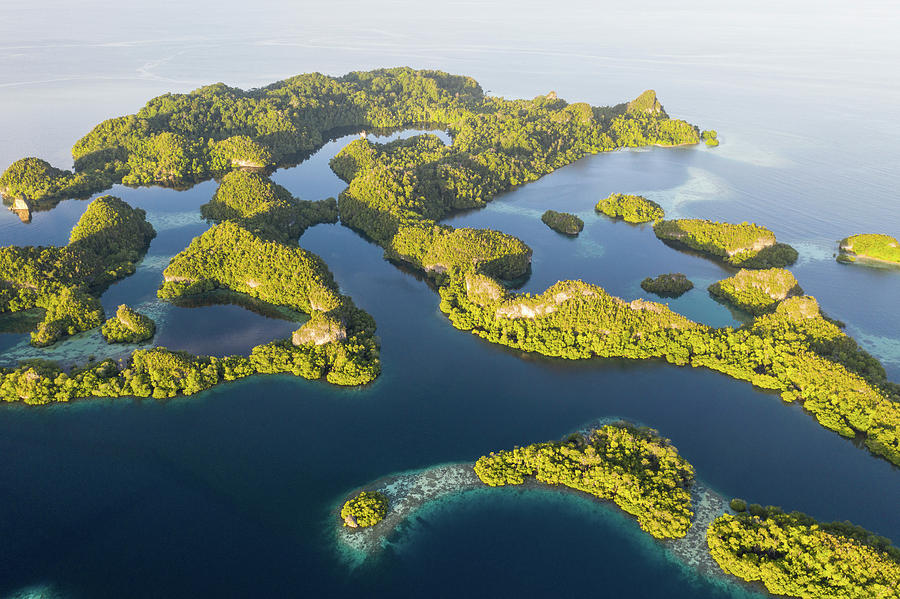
[292,314,347,346]
[627,90,667,117]
[838,233,900,266]
[708,268,803,315]
[653,219,798,269]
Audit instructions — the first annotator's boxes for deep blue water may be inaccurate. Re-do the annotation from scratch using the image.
[2,4,900,597]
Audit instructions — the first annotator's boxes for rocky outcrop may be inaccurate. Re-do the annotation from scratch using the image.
[627,90,667,117]
[494,281,598,320]
[292,314,347,346]
[775,296,820,320]
[464,273,506,306]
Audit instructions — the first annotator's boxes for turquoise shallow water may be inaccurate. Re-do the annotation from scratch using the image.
[1,3,900,597]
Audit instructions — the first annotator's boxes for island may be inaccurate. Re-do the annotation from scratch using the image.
[640,273,694,297]
[200,170,337,243]
[474,423,695,539]
[701,130,719,147]
[0,195,155,347]
[341,491,388,528]
[837,233,900,266]
[102,304,156,343]
[653,219,798,268]
[708,268,803,315]
[707,504,900,598]
[540,209,584,235]
[334,422,900,596]
[440,270,900,466]
[595,193,665,223]
[1,69,897,472]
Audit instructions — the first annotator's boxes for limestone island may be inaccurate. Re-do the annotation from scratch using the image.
[595,193,664,223]
[341,491,388,528]
[708,268,803,315]
[837,234,900,267]
[641,273,694,298]
[701,130,719,147]
[541,209,584,235]
[439,267,900,466]
[336,422,724,567]
[653,219,798,268]
[5,69,706,401]
[0,195,156,348]
[102,304,156,343]
[337,419,900,598]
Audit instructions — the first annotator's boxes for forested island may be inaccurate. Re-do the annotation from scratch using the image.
[654,219,798,268]
[541,210,583,235]
[336,421,900,598]
[641,273,694,297]
[102,304,156,343]
[341,491,388,528]
[0,195,155,347]
[440,272,900,465]
[708,268,803,315]
[707,504,900,598]
[837,234,900,266]
[0,69,700,400]
[474,423,696,539]
[595,193,665,223]
[1,68,897,474]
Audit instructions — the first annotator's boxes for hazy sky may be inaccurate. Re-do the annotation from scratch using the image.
[1,0,898,168]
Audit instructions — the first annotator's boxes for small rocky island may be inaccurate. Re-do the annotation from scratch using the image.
[701,130,719,147]
[653,218,798,268]
[541,209,584,235]
[640,273,694,298]
[837,234,900,266]
[102,304,156,343]
[595,193,664,223]
[341,491,388,528]
[708,268,803,315]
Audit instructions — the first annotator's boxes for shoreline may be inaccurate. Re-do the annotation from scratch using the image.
[332,459,768,596]
[838,251,900,269]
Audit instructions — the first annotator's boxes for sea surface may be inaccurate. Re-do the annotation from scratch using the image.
[1,2,899,597]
